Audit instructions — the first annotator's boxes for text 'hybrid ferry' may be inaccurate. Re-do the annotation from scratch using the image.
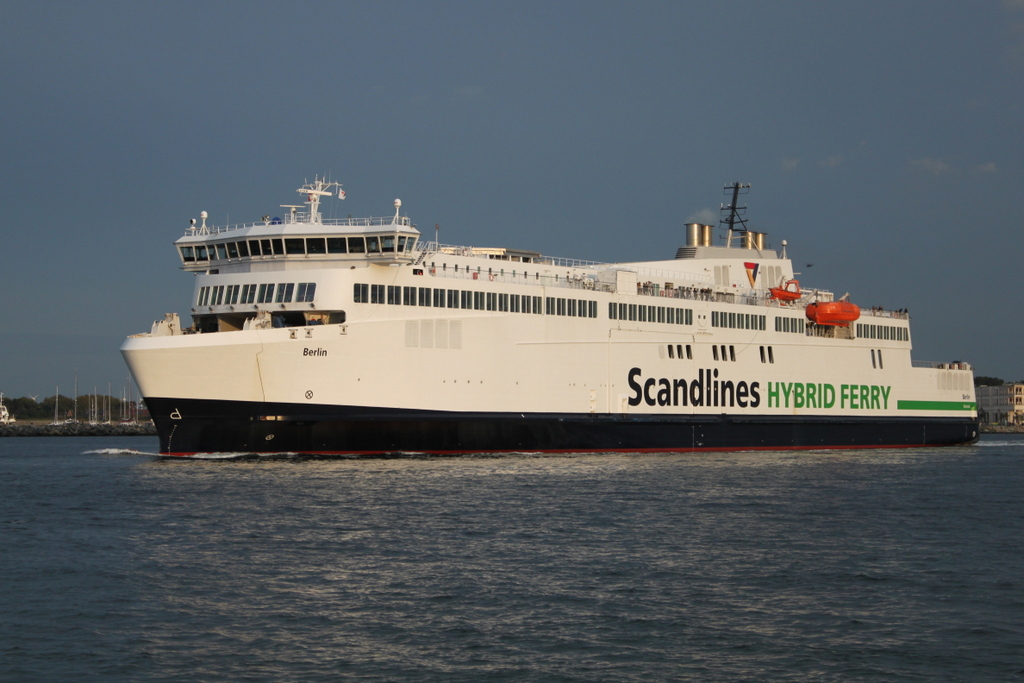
[121,179,979,455]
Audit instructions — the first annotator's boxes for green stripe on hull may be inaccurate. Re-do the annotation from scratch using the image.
[897,400,977,411]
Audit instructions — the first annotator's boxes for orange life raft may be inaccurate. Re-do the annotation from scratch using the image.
[769,279,802,301]
[805,301,861,326]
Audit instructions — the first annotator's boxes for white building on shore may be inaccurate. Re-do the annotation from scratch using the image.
[976,383,1024,425]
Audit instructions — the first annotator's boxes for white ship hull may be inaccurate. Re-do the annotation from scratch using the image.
[121,180,978,455]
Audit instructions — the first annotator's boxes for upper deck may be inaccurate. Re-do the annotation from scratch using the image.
[171,178,911,329]
[176,178,422,270]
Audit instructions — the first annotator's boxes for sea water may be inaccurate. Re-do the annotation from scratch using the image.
[1,436,1022,682]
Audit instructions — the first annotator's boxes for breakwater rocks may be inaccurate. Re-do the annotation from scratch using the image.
[981,425,1024,434]
[0,422,157,437]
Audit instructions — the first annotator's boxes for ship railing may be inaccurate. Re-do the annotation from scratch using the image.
[422,266,604,292]
[419,266,796,305]
[912,360,973,370]
[862,307,910,320]
[183,214,412,236]
[413,242,847,310]
[633,266,714,287]
[415,242,605,269]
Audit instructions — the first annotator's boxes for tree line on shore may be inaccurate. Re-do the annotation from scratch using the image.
[975,376,1022,386]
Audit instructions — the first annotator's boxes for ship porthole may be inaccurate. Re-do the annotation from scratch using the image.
[265,434,275,441]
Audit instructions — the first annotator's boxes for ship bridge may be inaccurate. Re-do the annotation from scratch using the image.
[174,179,420,272]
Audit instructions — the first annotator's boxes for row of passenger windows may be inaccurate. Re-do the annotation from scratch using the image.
[712,311,766,330]
[180,235,418,262]
[857,323,908,342]
[197,282,316,307]
[667,344,693,360]
[609,303,693,325]
[714,345,737,362]
[667,344,776,363]
[776,317,806,334]
[546,298,599,318]
[353,284,548,314]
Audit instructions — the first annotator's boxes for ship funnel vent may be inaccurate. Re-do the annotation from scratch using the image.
[684,223,714,247]
[742,231,767,249]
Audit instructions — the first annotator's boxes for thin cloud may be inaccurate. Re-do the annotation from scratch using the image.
[910,158,952,175]
[780,157,800,172]
[971,162,998,175]
[819,155,844,168]
[687,208,717,225]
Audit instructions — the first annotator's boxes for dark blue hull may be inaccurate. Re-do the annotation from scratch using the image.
[144,397,980,456]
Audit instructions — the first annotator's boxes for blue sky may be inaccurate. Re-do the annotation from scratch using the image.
[1,0,1022,398]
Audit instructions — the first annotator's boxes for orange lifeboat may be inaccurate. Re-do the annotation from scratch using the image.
[805,301,861,326]
[769,279,801,301]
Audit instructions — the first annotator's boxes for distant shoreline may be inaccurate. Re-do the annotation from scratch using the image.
[0,422,156,437]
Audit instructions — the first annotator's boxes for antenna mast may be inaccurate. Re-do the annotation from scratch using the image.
[720,182,751,248]
[293,177,344,224]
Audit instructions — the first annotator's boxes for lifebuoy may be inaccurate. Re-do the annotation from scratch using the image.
[472,272,479,280]
[488,273,495,281]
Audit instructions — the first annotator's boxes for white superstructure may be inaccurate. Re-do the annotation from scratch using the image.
[121,179,979,455]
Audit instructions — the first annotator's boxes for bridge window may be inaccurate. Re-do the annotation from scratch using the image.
[285,238,305,255]
[257,283,274,304]
[348,237,366,253]
[273,283,289,303]
[306,238,326,254]
[180,246,195,262]
[367,236,381,253]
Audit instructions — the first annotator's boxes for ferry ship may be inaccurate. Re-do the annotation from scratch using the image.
[121,178,979,455]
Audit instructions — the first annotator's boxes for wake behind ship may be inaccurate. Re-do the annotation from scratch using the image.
[121,179,979,455]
